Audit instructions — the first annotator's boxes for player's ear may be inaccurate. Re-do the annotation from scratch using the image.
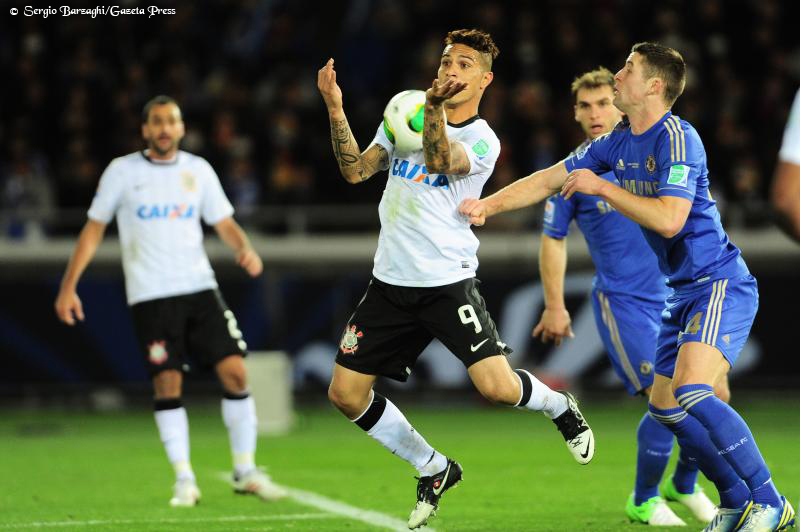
[574,104,580,123]
[648,77,663,99]
[141,123,148,141]
[480,71,494,90]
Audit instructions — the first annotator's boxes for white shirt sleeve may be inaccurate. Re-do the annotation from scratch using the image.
[779,88,800,165]
[367,122,395,159]
[87,159,124,223]
[455,124,501,177]
[199,159,234,225]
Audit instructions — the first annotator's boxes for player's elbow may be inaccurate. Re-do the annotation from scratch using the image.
[658,221,684,239]
[340,171,362,185]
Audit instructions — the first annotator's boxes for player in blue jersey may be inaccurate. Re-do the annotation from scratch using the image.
[535,66,717,526]
[461,42,794,532]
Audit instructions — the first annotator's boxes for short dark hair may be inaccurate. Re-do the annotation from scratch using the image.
[631,42,686,107]
[142,95,180,123]
[571,67,615,97]
[445,29,500,70]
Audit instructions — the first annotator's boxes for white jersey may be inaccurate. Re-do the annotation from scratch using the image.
[88,150,234,305]
[779,88,800,164]
[369,116,500,287]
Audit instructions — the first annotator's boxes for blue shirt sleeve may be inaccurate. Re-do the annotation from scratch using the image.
[542,193,576,239]
[563,132,615,174]
[655,117,699,201]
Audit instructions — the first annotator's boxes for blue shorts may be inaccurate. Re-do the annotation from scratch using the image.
[591,289,663,395]
[655,274,758,378]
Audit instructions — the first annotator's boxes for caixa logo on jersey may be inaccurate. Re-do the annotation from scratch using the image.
[136,204,196,220]
[392,159,449,189]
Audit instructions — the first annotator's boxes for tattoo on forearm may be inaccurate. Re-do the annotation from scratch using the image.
[423,105,449,171]
[329,117,384,182]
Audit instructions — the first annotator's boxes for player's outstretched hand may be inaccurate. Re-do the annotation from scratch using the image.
[458,198,487,226]
[317,58,343,114]
[426,78,468,106]
[237,247,263,277]
[55,289,85,326]
[532,308,574,346]
[561,169,606,200]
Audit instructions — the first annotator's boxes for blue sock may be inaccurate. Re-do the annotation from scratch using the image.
[672,446,700,494]
[675,384,780,507]
[649,404,750,509]
[634,412,673,505]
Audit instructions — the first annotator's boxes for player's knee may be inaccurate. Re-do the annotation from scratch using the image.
[153,369,182,398]
[222,367,247,393]
[327,382,363,415]
[476,379,515,405]
[714,383,731,404]
[215,355,247,393]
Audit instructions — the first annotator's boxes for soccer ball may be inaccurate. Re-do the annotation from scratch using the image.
[383,90,426,154]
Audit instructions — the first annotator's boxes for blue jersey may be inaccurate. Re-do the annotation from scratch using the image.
[564,112,749,288]
[544,140,669,304]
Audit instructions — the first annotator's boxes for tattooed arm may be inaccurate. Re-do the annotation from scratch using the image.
[423,78,471,176]
[328,115,389,183]
[318,58,389,183]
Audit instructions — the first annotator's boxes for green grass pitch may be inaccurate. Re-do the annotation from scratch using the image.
[0,393,797,531]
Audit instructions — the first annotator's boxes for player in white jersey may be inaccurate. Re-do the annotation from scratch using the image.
[317,29,594,529]
[772,88,800,242]
[54,96,286,507]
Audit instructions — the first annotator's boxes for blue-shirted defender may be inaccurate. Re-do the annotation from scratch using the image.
[461,43,794,532]
[535,67,719,526]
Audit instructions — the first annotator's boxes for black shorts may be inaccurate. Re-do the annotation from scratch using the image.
[335,277,511,382]
[130,289,247,377]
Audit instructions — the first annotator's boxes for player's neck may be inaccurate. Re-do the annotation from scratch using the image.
[145,148,178,162]
[628,105,670,135]
[445,99,479,124]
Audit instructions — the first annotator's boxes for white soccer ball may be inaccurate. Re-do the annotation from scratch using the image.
[383,90,426,154]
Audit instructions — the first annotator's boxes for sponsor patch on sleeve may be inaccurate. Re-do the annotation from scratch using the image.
[667,164,689,186]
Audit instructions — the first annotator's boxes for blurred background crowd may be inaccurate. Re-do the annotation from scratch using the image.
[2,0,799,237]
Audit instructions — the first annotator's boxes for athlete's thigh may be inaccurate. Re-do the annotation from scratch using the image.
[674,275,758,370]
[592,290,661,395]
[335,279,433,382]
[186,289,246,369]
[130,295,188,376]
[421,278,511,368]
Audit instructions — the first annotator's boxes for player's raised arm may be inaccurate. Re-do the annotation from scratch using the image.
[54,219,107,325]
[213,216,263,277]
[458,161,569,225]
[317,58,389,184]
[423,78,470,175]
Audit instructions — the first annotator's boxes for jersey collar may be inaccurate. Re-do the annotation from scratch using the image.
[447,115,480,128]
[630,111,673,143]
[140,150,180,165]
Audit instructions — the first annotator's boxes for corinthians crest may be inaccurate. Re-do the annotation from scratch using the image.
[148,340,168,365]
[339,325,363,354]
[645,155,656,174]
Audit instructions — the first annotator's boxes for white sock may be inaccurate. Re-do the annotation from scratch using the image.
[154,405,195,482]
[221,394,257,477]
[514,369,568,419]
[355,393,447,477]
